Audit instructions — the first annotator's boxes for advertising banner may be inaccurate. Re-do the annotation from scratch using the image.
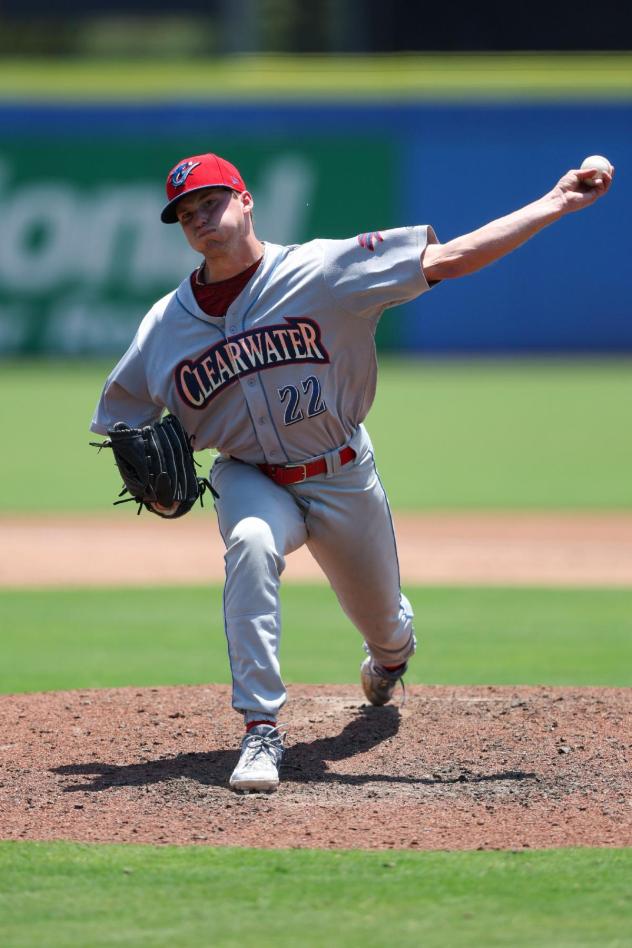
[0,102,629,354]
[0,127,395,354]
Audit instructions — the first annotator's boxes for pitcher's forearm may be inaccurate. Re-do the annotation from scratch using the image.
[422,190,566,281]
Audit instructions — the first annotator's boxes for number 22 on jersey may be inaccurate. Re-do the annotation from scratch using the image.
[278,375,327,426]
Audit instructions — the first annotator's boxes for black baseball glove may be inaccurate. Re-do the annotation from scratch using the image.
[91,413,215,518]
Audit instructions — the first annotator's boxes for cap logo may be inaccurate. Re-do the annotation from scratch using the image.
[170,160,201,189]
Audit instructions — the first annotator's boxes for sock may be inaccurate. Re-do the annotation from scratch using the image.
[246,719,276,733]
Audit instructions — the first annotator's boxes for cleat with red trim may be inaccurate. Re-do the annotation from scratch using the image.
[360,656,407,707]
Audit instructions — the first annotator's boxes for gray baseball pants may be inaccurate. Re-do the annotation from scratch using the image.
[210,424,415,723]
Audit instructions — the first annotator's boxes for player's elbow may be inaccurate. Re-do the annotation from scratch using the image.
[421,244,466,282]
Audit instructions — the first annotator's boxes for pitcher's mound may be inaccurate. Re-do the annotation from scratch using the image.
[2,684,630,850]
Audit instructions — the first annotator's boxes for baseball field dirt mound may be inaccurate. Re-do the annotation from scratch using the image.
[2,684,630,851]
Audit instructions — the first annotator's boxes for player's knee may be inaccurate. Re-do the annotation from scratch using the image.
[227,517,283,570]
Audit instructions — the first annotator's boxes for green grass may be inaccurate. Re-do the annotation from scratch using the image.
[2,358,631,512]
[1,842,631,947]
[1,53,631,100]
[2,584,632,694]
[1,359,155,513]
[371,359,632,509]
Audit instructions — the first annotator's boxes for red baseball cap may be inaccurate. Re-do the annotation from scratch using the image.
[161,153,247,223]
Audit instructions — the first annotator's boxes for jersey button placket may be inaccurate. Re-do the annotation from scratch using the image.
[239,351,285,460]
[230,302,286,462]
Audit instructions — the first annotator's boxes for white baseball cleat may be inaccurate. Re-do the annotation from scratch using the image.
[229,724,285,792]
[360,656,408,707]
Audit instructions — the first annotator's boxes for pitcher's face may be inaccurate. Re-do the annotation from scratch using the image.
[177,187,254,258]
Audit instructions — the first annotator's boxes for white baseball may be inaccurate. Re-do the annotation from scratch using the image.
[580,155,612,186]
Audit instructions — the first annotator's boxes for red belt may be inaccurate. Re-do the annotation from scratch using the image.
[258,446,356,485]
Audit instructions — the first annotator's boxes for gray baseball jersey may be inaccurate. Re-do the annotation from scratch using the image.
[91,225,437,460]
[91,224,438,722]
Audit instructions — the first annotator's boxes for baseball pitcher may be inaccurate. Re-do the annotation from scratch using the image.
[91,152,613,791]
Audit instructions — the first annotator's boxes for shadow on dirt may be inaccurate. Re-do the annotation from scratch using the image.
[282,706,536,785]
[51,706,536,792]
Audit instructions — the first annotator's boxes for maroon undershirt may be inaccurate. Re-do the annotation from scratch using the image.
[190,257,263,317]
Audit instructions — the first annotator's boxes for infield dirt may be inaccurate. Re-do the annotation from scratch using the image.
[3,511,632,587]
[2,684,630,851]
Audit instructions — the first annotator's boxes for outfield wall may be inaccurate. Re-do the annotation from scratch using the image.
[0,102,629,355]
